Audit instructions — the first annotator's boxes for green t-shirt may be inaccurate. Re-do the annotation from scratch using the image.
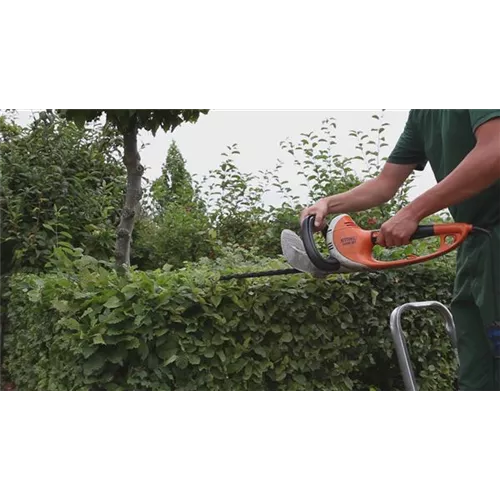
[388,109,500,227]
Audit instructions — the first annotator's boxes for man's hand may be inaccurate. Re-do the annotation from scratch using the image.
[376,208,421,247]
[300,199,330,232]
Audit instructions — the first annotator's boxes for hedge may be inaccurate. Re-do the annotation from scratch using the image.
[3,253,458,391]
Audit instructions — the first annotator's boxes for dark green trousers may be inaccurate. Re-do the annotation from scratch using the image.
[451,225,500,391]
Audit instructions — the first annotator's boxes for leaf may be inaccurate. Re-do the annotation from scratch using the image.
[176,356,189,369]
[164,354,178,366]
[153,328,168,337]
[60,318,80,331]
[188,354,201,365]
[104,296,122,309]
[344,378,354,390]
[105,312,126,326]
[125,337,141,349]
[281,332,293,343]
[228,358,247,374]
[137,340,149,361]
[293,374,307,385]
[52,299,70,313]
[27,290,40,302]
[83,352,106,376]
[254,346,267,357]
[121,284,139,300]
[203,347,215,358]
[57,241,73,248]
[82,345,98,359]
[93,334,106,345]
[243,363,253,380]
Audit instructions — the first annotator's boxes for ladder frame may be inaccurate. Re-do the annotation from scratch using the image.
[390,301,458,391]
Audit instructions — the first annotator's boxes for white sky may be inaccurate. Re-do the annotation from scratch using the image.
[11,109,437,205]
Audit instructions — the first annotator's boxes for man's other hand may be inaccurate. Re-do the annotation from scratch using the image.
[377,208,421,247]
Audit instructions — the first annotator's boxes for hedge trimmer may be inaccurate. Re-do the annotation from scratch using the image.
[221,213,488,280]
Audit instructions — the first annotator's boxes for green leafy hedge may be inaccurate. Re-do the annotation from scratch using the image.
[3,251,458,391]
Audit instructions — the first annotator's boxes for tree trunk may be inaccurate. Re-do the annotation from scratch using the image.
[115,121,143,268]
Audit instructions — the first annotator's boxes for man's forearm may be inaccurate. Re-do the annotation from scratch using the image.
[325,178,392,214]
[404,145,500,220]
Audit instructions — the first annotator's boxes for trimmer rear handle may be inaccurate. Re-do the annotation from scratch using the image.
[370,225,436,245]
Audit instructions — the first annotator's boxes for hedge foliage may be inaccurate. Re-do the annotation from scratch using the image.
[3,248,458,391]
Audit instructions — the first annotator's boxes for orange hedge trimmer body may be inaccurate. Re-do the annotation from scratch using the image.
[220,214,485,280]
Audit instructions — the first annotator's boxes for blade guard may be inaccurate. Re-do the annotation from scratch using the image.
[326,214,473,271]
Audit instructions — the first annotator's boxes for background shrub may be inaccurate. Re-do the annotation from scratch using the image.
[0,112,125,274]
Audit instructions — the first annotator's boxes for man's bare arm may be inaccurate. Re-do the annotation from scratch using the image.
[300,163,415,229]
[404,118,500,221]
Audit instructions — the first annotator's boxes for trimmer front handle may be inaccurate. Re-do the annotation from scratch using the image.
[301,215,341,272]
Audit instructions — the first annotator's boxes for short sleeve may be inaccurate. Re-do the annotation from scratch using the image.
[468,110,500,133]
[388,111,427,171]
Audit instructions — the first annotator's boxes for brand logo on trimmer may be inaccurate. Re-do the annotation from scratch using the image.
[341,236,357,246]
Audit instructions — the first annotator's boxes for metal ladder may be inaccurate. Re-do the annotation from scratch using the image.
[390,301,458,391]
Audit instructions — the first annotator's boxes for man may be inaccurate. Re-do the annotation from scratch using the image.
[300,110,500,391]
